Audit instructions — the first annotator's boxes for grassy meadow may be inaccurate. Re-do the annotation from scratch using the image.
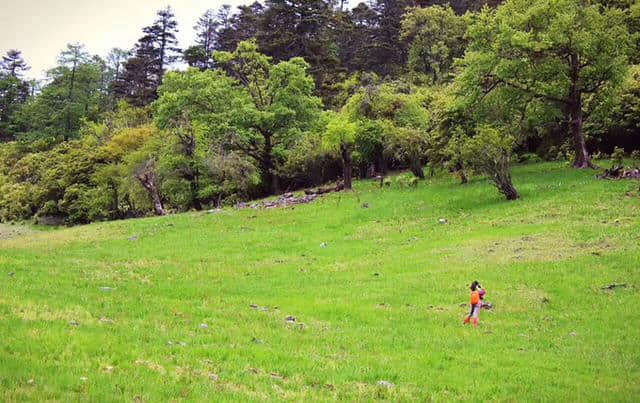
[1,162,639,401]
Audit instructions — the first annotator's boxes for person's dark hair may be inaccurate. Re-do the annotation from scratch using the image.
[470,280,480,291]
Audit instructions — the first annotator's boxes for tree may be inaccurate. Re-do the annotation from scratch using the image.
[415,0,504,15]
[401,5,467,83]
[216,3,265,52]
[1,50,30,78]
[258,0,339,93]
[57,43,91,134]
[323,111,358,189]
[183,46,209,70]
[460,125,519,200]
[191,9,222,69]
[0,50,30,141]
[459,0,631,168]
[14,48,106,141]
[0,75,29,141]
[115,7,180,106]
[105,48,131,108]
[337,76,431,179]
[142,6,181,84]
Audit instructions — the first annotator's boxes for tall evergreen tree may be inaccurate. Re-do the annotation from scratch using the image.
[194,9,220,68]
[115,7,180,106]
[141,6,181,84]
[57,43,91,133]
[1,50,30,78]
[216,2,265,52]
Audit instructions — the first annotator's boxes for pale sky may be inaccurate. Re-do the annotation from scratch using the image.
[0,0,252,80]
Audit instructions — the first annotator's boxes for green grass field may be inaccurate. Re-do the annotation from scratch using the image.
[1,162,639,401]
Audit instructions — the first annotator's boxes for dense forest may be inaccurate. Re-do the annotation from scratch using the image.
[0,0,639,224]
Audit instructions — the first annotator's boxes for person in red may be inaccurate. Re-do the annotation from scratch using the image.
[463,281,483,327]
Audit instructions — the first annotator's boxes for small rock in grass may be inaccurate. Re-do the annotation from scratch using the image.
[377,380,395,389]
[285,315,296,323]
[249,304,258,309]
[80,376,88,382]
[199,323,209,329]
[601,283,627,290]
[438,218,448,225]
[320,242,327,248]
[362,203,369,208]
[271,372,283,380]
[69,320,80,326]
[99,316,114,324]
[298,323,307,330]
[102,366,114,373]
[208,373,219,382]
[128,235,138,241]
[569,332,578,337]
[179,341,187,347]
[252,337,264,344]
[8,272,14,277]
[100,286,116,292]
[27,378,35,385]
[167,341,174,346]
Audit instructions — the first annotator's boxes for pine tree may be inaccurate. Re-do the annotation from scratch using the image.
[1,49,30,78]
[140,6,181,84]
[57,43,90,133]
[193,9,220,68]
[115,7,180,106]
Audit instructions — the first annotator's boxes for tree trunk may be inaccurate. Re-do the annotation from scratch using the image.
[341,145,353,190]
[259,132,280,195]
[569,53,593,169]
[135,160,165,216]
[409,156,425,179]
[456,162,468,184]
[182,129,201,210]
[497,178,519,200]
[65,61,77,138]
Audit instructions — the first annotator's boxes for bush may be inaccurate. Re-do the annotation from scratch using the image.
[461,125,519,200]
[394,173,419,188]
[611,146,625,166]
[630,150,640,161]
[519,153,542,164]
[592,151,608,160]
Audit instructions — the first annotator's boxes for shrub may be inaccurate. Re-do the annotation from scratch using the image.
[611,146,625,166]
[461,125,519,200]
[519,153,542,164]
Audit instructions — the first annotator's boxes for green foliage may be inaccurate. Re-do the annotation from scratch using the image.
[631,149,640,161]
[157,40,322,194]
[0,73,29,141]
[459,0,631,167]
[323,111,358,154]
[460,125,519,199]
[519,152,543,164]
[401,5,467,83]
[611,146,626,165]
[13,45,108,142]
[338,79,431,178]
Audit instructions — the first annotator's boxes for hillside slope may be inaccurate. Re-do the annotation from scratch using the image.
[1,162,639,401]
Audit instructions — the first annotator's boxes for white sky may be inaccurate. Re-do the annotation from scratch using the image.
[0,0,252,80]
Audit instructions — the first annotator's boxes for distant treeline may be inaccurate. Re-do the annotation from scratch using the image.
[0,0,639,224]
